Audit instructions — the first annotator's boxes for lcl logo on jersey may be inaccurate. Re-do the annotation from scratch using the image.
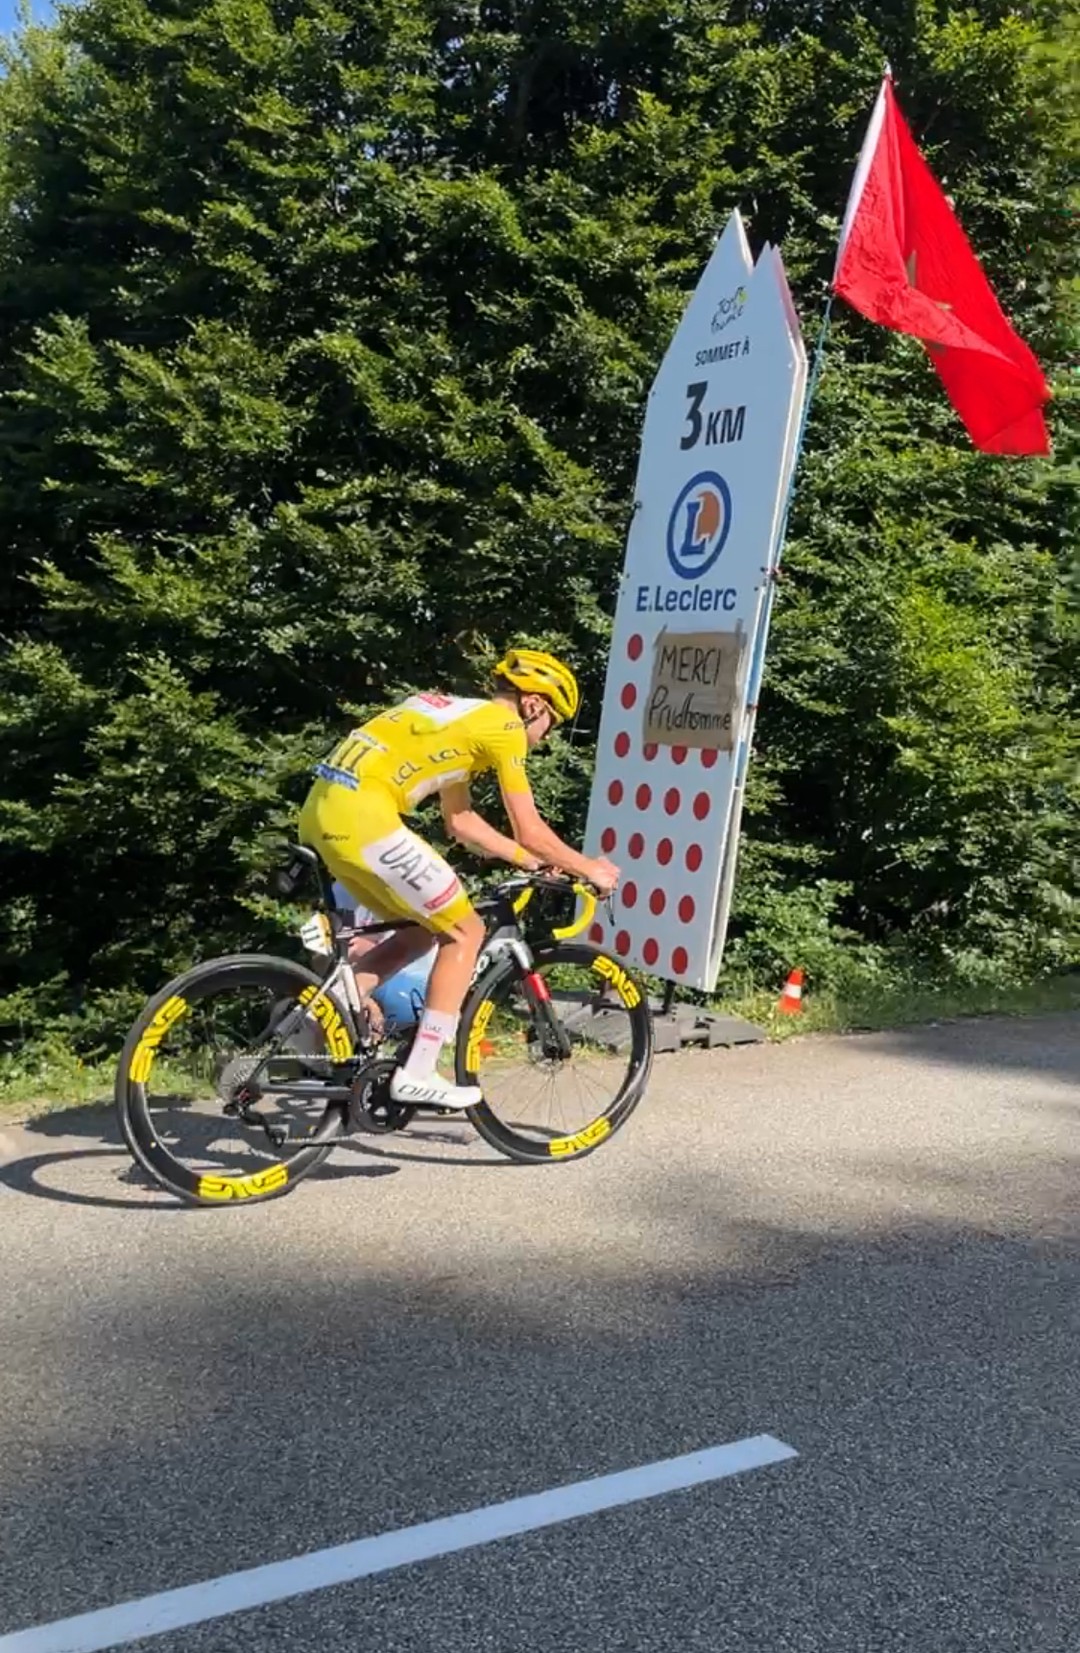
[666,472,733,580]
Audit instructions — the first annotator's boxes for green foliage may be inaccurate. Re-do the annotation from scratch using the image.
[0,0,1077,1073]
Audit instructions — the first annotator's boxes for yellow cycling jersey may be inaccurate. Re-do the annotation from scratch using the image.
[314,693,531,813]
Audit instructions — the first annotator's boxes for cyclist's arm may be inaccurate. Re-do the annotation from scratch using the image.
[440,783,542,869]
[478,717,603,881]
[500,786,605,885]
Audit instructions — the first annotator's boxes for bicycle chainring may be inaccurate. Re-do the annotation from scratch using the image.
[348,1058,416,1134]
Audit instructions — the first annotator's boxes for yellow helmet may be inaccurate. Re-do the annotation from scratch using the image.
[494,647,580,723]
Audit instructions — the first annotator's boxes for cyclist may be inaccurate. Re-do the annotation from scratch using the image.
[299,648,620,1110]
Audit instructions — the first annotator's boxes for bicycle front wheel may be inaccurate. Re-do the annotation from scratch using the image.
[456,942,653,1164]
[116,954,353,1206]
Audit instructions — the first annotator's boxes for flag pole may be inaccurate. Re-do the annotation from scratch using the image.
[741,60,893,711]
[743,59,892,692]
[740,282,834,719]
[707,65,910,1009]
[710,63,897,993]
[703,281,835,1005]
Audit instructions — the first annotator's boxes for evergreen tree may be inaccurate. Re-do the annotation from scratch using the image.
[0,0,1076,1059]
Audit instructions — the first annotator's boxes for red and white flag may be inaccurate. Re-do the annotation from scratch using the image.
[833,75,1051,456]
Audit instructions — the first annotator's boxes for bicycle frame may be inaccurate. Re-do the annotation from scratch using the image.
[304,870,599,1024]
[244,867,605,1115]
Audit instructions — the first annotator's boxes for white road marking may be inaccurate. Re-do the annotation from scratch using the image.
[0,1434,797,1653]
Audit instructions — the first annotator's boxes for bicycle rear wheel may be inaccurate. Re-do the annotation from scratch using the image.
[116,954,353,1206]
[456,941,653,1164]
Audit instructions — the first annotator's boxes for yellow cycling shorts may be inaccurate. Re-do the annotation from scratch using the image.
[298,777,476,937]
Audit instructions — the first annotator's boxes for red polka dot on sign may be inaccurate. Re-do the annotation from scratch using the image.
[672,946,689,975]
[620,683,637,710]
[643,743,658,761]
[701,749,718,768]
[589,923,605,945]
[657,838,673,865]
[686,843,703,872]
[600,827,617,853]
[614,732,630,758]
[615,930,630,956]
[629,833,645,859]
[664,788,681,815]
[642,938,660,966]
[679,895,696,923]
[628,634,643,661]
[649,889,667,915]
[693,792,711,820]
[608,779,624,806]
[622,881,638,909]
[635,783,652,810]
[672,746,687,765]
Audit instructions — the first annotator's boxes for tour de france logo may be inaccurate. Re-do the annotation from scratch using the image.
[666,472,733,580]
[711,285,747,334]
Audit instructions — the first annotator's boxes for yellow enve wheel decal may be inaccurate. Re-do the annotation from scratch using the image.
[298,985,353,1059]
[466,1000,496,1073]
[548,1117,612,1158]
[197,1165,289,1201]
[590,954,643,1008]
[129,995,189,1083]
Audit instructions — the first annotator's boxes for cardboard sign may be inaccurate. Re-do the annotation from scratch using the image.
[641,626,748,751]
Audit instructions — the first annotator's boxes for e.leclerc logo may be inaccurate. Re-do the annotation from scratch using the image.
[636,471,737,617]
[667,472,732,579]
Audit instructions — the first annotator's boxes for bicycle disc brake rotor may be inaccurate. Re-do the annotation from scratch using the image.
[525,1016,571,1064]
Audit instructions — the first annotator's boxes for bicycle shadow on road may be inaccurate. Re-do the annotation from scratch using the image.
[0,1100,403,1211]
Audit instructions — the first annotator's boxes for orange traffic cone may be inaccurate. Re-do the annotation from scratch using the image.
[777,968,805,1015]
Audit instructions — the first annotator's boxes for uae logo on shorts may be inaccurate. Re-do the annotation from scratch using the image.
[666,472,733,580]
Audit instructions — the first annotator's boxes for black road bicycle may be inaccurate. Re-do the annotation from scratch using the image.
[115,849,654,1205]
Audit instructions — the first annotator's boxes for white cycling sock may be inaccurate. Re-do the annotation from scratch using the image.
[401,1010,458,1081]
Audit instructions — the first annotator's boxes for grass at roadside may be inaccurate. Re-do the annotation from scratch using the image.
[726,969,1080,1040]
[2,972,1078,1123]
[0,1054,116,1119]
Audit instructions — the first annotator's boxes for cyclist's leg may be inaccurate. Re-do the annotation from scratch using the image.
[328,882,424,985]
[391,909,486,1099]
[300,782,482,1106]
[299,782,424,1028]
[325,829,479,1005]
[344,900,483,1094]
[349,918,437,987]
[345,821,485,1106]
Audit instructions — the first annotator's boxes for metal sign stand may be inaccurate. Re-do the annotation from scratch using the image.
[649,979,765,1052]
[555,978,765,1055]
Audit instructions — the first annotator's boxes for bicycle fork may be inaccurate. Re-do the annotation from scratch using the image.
[509,939,572,1061]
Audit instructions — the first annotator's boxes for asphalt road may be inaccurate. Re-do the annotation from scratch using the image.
[1,1012,1077,1652]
